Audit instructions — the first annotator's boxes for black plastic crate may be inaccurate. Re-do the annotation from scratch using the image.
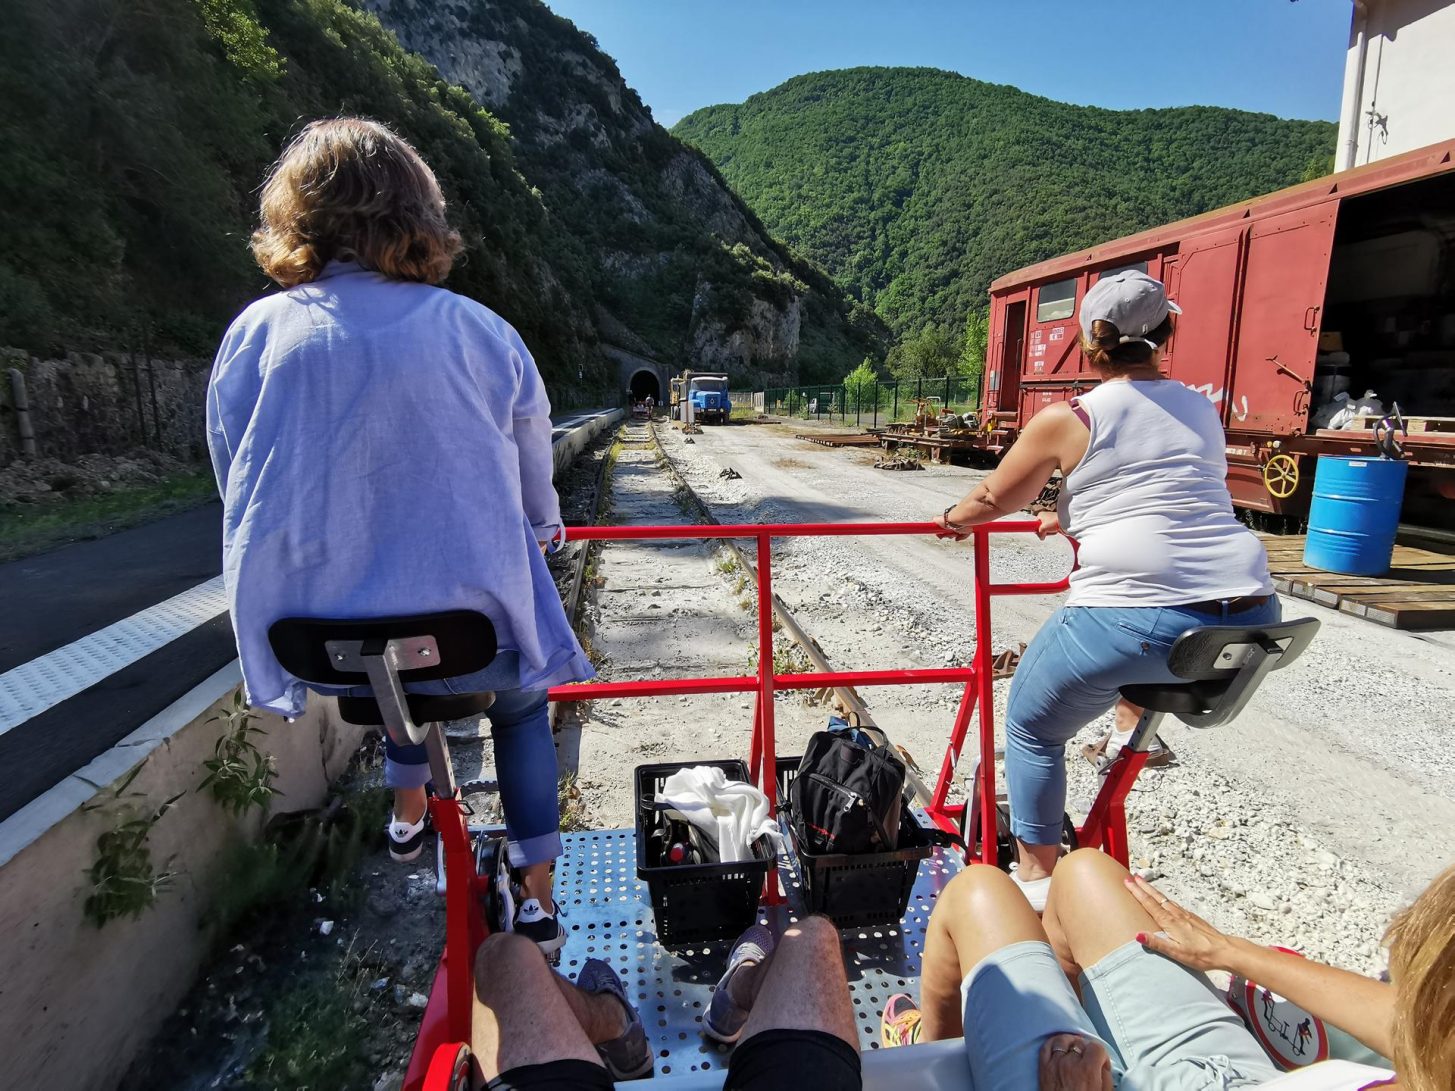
[634,759,775,946]
[778,756,934,928]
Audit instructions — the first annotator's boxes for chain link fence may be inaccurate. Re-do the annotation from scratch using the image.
[760,376,980,428]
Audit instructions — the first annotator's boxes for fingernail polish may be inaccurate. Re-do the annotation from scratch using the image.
[1135,932,1147,944]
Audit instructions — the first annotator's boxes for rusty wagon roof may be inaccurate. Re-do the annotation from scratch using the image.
[989,138,1455,293]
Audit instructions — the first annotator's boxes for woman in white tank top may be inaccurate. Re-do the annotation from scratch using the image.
[934,271,1279,908]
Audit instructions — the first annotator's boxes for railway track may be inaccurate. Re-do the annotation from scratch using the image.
[563,417,1003,814]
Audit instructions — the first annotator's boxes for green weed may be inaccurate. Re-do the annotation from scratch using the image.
[242,952,381,1091]
[0,469,215,563]
[199,689,279,816]
[82,764,183,927]
[558,771,591,833]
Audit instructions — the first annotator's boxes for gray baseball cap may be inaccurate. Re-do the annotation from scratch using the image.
[1078,270,1182,345]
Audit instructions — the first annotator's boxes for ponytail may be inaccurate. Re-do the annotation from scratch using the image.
[1083,315,1175,374]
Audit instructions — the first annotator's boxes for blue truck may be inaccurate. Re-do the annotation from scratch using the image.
[671,372,732,424]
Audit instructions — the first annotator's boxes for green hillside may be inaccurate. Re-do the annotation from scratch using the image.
[0,0,882,399]
[0,0,620,397]
[675,67,1337,337]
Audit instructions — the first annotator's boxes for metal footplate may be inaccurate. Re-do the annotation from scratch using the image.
[550,825,962,1077]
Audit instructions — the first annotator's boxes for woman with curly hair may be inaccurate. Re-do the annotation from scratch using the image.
[207,118,589,954]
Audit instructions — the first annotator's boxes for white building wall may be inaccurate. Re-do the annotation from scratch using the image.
[1335,0,1455,169]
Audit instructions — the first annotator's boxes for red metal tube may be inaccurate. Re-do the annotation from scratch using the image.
[973,538,999,867]
[565,518,1047,543]
[755,534,778,814]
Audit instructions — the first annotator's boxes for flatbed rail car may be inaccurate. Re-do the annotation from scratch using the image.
[977,137,1455,527]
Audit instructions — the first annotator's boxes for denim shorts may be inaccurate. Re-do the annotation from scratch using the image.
[961,940,1280,1090]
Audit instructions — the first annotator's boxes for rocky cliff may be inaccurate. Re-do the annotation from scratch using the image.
[362,0,882,385]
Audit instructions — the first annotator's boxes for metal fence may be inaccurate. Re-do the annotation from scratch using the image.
[760,376,981,428]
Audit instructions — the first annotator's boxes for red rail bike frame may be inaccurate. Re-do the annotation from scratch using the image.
[408,519,1081,1090]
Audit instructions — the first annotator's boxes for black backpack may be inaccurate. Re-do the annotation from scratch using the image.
[790,723,906,856]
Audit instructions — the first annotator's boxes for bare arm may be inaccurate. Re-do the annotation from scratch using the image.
[1222,939,1395,1061]
[1125,876,1395,1059]
[936,403,1082,533]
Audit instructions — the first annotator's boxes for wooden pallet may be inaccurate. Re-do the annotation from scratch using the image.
[1350,414,1455,434]
[792,432,882,448]
[1258,534,1455,629]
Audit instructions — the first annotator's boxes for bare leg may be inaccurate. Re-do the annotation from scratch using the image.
[518,862,555,914]
[470,932,602,1086]
[1014,838,1061,882]
[552,975,630,1044]
[736,915,858,1048]
[1042,848,1156,976]
[394,785,427,825]
[921,864,1049,1040]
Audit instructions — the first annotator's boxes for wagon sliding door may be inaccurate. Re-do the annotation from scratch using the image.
[1162,225,1246,419]
[1229,205,1339,435]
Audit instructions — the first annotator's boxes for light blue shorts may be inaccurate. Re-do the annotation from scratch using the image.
[961,940,1281,1090]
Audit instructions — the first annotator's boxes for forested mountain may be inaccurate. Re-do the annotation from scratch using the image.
[675,68,1338,338]
[366,0,884,385]
[0,1,880,399]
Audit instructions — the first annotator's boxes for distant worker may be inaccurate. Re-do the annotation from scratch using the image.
[207,117,591,955]
[932,271,1277,909]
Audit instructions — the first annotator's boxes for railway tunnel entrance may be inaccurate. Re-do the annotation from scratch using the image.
[628,368,661,403]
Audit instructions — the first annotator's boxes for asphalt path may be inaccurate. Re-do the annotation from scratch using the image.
[0,410,612,672]
[0,409,615,822]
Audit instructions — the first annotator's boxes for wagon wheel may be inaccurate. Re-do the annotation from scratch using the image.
[1262,453,1300,499]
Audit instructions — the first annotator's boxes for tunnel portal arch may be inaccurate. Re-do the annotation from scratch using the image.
[628,368,661,402]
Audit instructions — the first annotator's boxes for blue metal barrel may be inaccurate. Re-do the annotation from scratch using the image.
[1303,456,1409,575]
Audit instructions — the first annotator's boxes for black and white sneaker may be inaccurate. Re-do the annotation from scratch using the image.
[388,813,427,863]
[514,898,567,956]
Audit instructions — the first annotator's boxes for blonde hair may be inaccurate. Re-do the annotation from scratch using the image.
[251,117,461,287]
[1385,862,1455,1090]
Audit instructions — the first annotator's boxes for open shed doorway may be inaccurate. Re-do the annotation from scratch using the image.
[629,369,661,403]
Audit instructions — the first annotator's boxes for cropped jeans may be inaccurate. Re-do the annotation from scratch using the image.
[383,686,560,868]
[1005,598,1281,846]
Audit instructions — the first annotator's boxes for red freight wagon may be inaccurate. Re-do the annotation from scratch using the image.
[980,138,1455,528]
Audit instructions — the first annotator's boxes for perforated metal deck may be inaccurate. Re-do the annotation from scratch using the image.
[553,827,962,1076]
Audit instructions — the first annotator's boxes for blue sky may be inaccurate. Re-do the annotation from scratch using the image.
[545,1,1353,128]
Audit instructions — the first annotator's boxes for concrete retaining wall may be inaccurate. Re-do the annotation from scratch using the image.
[0,665,366,1089]
[552,408,625,476]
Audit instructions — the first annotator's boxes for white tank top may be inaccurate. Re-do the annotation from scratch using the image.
[1058,380,1274,607]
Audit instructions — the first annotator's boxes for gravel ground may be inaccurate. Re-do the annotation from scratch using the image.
[582,418,1455,977]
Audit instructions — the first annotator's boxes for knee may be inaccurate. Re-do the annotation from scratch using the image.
[934,863,1017,927]
[475,930,543,987]
[1050,848,1128,897]
[787,913,843,953]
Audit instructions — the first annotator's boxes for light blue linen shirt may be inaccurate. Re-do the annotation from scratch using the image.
[206,262,593,717]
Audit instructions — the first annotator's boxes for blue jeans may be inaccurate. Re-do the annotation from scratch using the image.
[384,686,561,868]
[1005,599,1281,845]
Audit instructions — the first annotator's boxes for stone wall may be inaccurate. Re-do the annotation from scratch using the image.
[0,348,210,468]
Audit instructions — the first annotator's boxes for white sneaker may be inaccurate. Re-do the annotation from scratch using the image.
[388,813,426,862]
[1010,868,1051,913]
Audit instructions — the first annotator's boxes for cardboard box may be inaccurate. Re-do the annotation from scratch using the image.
[1319,331,1344,352]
